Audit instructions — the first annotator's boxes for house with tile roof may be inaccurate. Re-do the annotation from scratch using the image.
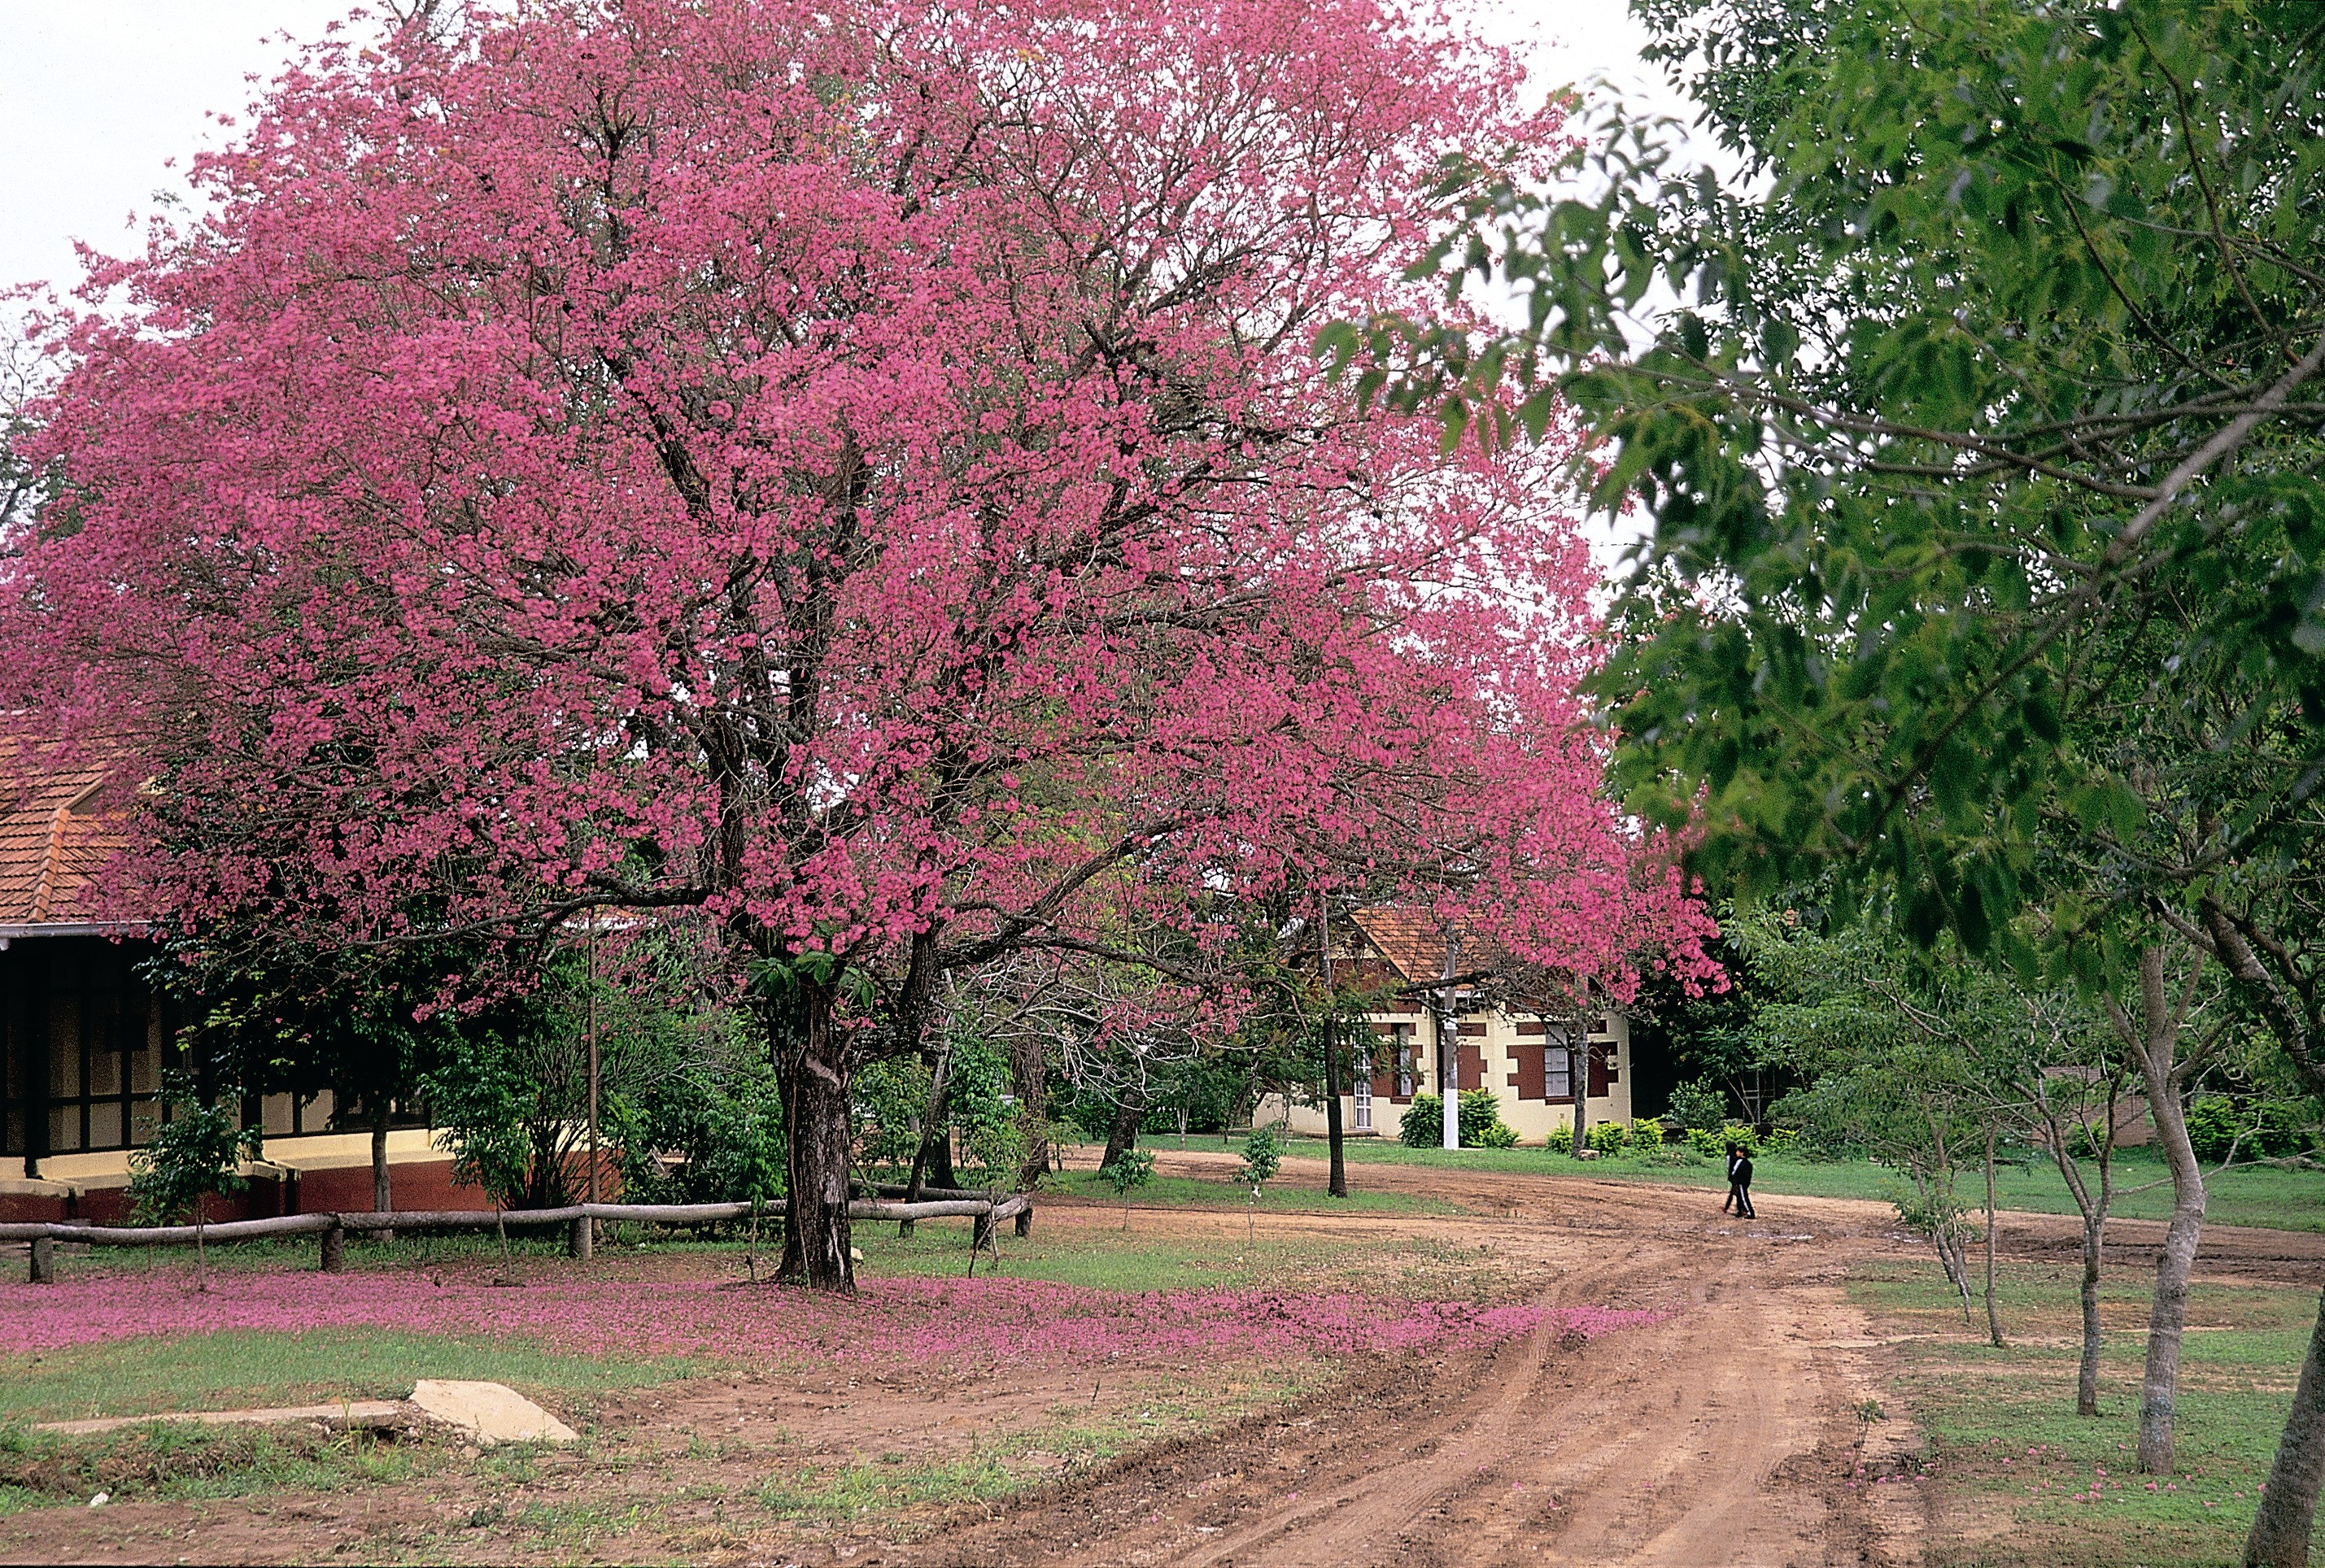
[1258,906,1636,1146]
[0,739,480,1223]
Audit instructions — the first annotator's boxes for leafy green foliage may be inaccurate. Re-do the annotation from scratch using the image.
[1098,1148,1155,1198]
[611,1054,787,1206]
[1397,1090,1512,1148]
[1237,1126,1283,1187]
[943,1026,1027,1184]
[422,1030,539,1210]
[1586,1119,1632,1157]
[1668,1076,1730,1133]
[1353,0,2325,975]
[127,1071,264,1226]
[2184,1096,2318,1165]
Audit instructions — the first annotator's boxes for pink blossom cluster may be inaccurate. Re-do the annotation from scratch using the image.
[0,1268,1661,1369]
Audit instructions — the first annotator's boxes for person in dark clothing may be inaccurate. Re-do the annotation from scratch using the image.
[1731,1148,1756,1219]
[1722,1143,1743,1214]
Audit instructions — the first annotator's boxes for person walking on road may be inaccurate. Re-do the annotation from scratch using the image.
[1729,1144,1756,1220]
[1722,1143,1743,1214]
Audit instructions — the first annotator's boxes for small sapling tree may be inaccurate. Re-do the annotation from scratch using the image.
[128,1070,264,1293]
[1238,1125,1284,1244]
[1101,1148,1155,1232]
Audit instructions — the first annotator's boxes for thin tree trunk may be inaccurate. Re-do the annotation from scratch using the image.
[2113,945,2206,1476]
[1983,1122,2004,1348]
[2244,1286,2325,1566]
[195,1209,209,1294]
[1572,1034,1587,1156]
[1321,904,1346,1197]
[2199,901,2325,1564]
[370,1098,394,1245]
[901,1045,952,1238]
[778,982,854,1292]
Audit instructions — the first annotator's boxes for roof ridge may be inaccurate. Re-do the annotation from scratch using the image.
[29,804,72,921]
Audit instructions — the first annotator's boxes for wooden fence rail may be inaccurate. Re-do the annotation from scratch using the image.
[5,1191,1035,1283]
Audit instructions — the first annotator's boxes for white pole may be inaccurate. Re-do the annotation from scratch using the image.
[1438,934,1462,1151]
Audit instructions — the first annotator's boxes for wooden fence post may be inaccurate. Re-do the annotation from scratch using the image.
[1014,1204,1032,1239]
[29,1235,55,1284]
[972,1209,995,1256]
[568,1216,593,1261]
[321,1223,346,1274]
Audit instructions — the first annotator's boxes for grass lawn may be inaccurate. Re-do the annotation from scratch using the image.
[1264,1135,2325,1235]
[1846,1255,2305,1566]
[0,1204,1506,1531]
[1039,1166,1459,1217]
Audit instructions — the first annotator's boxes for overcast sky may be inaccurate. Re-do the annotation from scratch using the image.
[0,1,1689,298]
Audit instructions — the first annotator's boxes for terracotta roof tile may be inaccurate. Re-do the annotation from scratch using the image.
[1345,907,1453,984]
[0,736,133,926]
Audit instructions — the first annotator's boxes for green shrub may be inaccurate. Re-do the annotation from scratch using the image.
[1688,1123,1760,1160]
[853,1056,931,1174]
[1398,1094,1445,1147]
[1633,1118,1673,1148]
[129,1070,264,1225]
[1459,1088,1507,1146]
[2186,1097,2317,1165]
[609,1054,786,1207]
[1544,1123,1573,1154]
[1667,1076,1729,1132]
[1586,1119,1629,1156]
[1398,1090,1513,1148]
[1100,1148,1154,1196]
[1238,1125,1284,1185]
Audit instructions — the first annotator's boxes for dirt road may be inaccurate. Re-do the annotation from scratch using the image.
[902,1154,1926,1568]
[11,1153,2318,1566]
[904,1150,2325,1568]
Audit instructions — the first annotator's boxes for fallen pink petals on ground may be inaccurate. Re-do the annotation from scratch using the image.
[0,1269,1663,1368]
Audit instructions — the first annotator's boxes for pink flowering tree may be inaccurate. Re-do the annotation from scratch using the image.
[3,0,1716,1290]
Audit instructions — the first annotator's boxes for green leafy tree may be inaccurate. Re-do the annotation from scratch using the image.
[1099,1147,1154,1231]
[1348,0,2325,1523]
[128,1070,264,1292]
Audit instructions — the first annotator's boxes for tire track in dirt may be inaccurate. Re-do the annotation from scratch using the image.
[903,1156,1922,1567]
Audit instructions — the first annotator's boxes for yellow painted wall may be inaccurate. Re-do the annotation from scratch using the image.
[1258,1008,1637,1146]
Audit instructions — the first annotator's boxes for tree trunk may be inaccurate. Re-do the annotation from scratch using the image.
[1006,1032,1049,1193]
[922,1083,959,1192]
[2200,894,2325,1557]
[2078,1187,2108,1416]
[1320,904,1346,1197]
[370,1098,394,1245]
[1323,1024,1348,1198]
[901,1045,952,1236]
[2244,1286,2325,1566]
[2039,1081,2119,1416]
[1099,1091,1144,1173]
[2119,944,2206,1476]
[778,982,854,1292]
[1570,1035,1588,1157]
[1983,1123,2004,1348]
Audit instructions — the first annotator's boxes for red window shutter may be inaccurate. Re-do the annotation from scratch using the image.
[1587,1040,1610,1098]
[1459,1043,1485,1091]
[1515,1040,1545,1100]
